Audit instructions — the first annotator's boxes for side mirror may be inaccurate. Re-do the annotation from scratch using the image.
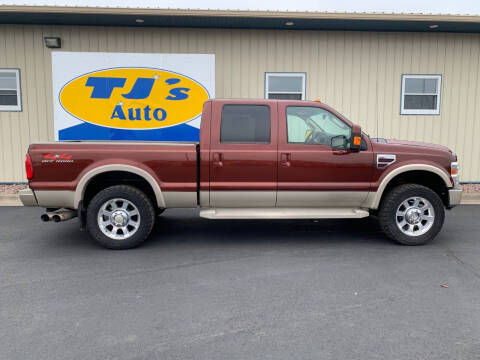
[331,135,348,150]
[350,124,362,151]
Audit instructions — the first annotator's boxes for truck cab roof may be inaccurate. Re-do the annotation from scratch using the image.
[206,98,324,107]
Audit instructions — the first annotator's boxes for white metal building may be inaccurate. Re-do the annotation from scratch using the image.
[1,5,480,182]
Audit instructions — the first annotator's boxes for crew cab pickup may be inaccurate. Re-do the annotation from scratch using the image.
[20,99,462,249]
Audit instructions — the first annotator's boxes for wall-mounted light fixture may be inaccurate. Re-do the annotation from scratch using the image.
[44,37,62,49]
[285,21,295,26]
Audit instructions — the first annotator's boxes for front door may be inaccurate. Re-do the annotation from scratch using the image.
[209,100,278,207]
[276,103,374,207]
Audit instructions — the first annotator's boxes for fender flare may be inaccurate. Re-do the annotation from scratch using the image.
[74,164,166,209]
[366,164,453,210]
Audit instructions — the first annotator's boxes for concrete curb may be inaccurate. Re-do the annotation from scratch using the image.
[0,195,22,206]
[461,193,480,204]
[1,193,480,207]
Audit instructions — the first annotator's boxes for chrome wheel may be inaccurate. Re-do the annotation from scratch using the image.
[396,197,435,237]
[97,198,140,240]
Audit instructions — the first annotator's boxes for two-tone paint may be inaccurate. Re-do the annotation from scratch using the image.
[22,99,461,214]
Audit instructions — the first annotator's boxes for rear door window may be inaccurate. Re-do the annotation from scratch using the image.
[220,105,271,143]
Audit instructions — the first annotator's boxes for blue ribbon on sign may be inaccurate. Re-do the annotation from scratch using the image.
[59,122,200,141]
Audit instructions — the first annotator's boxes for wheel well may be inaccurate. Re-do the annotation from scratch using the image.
[82,171,157,209]
[380,170,449,207]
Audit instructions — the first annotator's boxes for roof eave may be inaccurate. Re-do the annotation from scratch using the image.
[1,5,480,33]
[1,5,480,22]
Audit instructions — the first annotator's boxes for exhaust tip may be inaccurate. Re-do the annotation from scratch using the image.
[41,214,50,222]
[52,215,61,223]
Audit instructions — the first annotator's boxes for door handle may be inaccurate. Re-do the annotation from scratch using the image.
[213,152,223,167]
[280,153,291,167]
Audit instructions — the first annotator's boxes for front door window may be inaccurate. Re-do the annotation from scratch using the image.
[286,106,351,146]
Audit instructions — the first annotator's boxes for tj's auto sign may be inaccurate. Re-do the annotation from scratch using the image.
[52,52,214,141]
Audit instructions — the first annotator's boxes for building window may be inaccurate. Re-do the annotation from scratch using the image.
[0,69,22,111]
[220,105,270,143]
[265,72,306,100]
[401,74,441,115]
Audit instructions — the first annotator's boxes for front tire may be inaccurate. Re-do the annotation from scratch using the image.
[86,185,155,249]
[378,184,445,245]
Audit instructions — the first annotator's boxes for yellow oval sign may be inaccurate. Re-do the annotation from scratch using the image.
[59,68,209,130]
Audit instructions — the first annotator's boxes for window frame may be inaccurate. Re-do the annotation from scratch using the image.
[400,74,442,115]
[285,105,352,147]
[265,72,306,100]
[0,68,22,112]
[219,104,271,144]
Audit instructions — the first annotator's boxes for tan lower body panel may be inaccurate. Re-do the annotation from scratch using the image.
[19,188,38,206]
[205,191,370,208]
[162,191,197,208]
[35,190,196,209]
[209,191,276,207]
[277,191,369,207]
[35,190,76,209]
[362,192,378,209]
[200,207,369,219]
[199,190,209,207]
[33,189,371,211]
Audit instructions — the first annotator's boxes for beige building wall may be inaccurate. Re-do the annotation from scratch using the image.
[1,24,479,182]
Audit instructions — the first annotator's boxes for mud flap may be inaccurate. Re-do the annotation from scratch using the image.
[78,200,87,231]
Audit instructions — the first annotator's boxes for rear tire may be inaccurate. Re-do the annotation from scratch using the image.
[378,184,445,246]
[86,185,155,249]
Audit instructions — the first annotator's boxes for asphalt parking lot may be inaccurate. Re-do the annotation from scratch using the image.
[0,206,479,360]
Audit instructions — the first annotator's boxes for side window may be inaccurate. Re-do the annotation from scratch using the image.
[286,106,351,146]
[401,74,441,115]
[265,72,306,100]
[220,105,270,144]
[0,69,22,111]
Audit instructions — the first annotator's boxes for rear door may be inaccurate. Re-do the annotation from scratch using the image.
[209,100,278,207]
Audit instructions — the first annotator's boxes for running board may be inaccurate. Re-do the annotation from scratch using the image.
[199,208,369,220]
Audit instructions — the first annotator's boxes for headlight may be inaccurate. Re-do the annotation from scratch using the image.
[451,162,459,187]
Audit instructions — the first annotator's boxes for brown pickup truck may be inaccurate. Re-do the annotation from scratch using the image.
[20,99,462,249]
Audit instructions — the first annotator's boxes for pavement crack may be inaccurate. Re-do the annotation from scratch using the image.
[0,252,267,291]
[437,244,480,281]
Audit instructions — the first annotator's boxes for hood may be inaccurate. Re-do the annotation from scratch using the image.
[386,139,450,152]
[372,138,451,153]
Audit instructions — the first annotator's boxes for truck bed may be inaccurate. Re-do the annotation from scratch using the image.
[28,141,199,209]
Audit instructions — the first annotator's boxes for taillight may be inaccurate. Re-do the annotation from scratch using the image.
[25,154,33,180]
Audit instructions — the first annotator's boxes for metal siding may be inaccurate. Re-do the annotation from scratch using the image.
[0,24,479,181]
